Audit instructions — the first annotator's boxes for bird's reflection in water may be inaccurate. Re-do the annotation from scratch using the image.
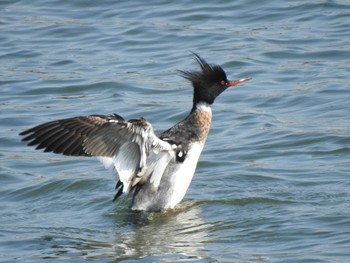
[110,201,210,261]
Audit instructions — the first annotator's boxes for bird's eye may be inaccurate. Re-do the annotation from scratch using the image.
[220,80,226,86]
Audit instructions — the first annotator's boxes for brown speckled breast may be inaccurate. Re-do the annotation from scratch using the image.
[188,106,212,142]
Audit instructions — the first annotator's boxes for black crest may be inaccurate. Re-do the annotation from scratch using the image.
[180,53,229,106]
[179,53,228,86]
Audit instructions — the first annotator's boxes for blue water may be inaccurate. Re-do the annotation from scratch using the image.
[1,0,350,262]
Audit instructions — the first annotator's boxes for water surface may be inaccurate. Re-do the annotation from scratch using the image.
[1,0,350,262]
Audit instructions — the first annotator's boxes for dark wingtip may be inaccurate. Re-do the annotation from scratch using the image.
[19,129,35,142]
[19,128,32,137]
[112,180,124,201]
[113,187,124,201]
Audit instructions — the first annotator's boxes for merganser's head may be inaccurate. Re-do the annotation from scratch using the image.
[180,53,251,106]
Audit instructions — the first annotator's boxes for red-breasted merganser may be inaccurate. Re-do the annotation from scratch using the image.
[19,54,251,212]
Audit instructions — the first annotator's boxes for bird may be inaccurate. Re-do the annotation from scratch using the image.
[19,54,251,212]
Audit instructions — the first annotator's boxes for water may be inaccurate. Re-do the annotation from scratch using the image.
[1,0,349,262]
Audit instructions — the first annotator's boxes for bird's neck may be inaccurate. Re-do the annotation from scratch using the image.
[188,102,212,142]
[191,101,211,113]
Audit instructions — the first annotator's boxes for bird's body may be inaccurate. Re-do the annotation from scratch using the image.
[20,54,251,212]
[131,102,212,211]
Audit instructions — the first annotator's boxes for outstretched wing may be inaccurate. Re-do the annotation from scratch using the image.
[20,114,175,195]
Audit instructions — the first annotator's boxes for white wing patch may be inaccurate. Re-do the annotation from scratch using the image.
[98,143,174,193]
[94,120,176,195]
[113,142,141,192]
[140,150,174,189]
[97,156,114,170]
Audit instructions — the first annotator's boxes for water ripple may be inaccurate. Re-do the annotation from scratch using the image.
[1,0,350,262]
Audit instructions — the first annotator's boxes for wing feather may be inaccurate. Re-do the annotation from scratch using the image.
[20,114,176,197]
[149,152,173,188]
[113,142,141,192]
